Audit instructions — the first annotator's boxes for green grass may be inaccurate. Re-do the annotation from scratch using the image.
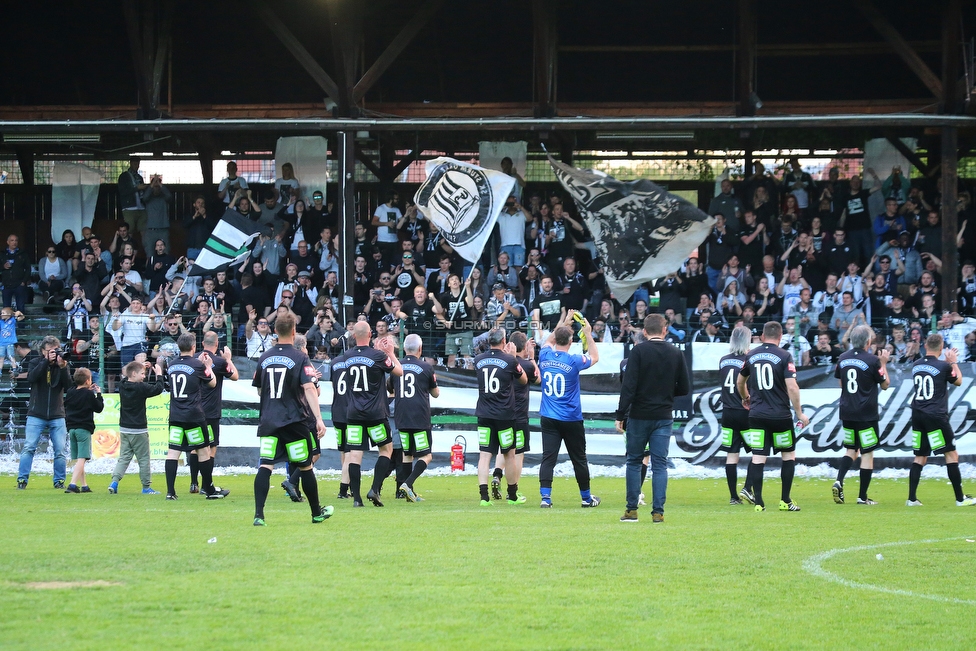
[2,474,975,650]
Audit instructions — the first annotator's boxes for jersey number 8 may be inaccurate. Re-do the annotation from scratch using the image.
[845,368,858,394]
[542,370,565,398]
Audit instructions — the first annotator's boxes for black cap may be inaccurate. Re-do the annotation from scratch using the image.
[707,314,723,326]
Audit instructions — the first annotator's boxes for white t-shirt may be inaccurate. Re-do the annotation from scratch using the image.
[43,258,61,279]
[116,310,154,345]
[939,318,976,354]
[497,209,525,248]
[275,178,300,204]
[218,175,249,204]
[247,331,277,359]
[779,281,804,316]
[373,204,401,243]
[124,270,143,288]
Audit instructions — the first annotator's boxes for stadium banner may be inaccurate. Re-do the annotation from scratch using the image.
[90,393,172,460]
[547,155,715,304]
[275,136,330,201]
[414,157,516,263]
[51,162,101,243]
[187,210,262,275]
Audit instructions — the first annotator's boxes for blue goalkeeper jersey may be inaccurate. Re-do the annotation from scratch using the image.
[538,346,592,422]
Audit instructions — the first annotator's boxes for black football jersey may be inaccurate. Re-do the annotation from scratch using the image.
[513,357,537,421]
[343,345,395,422]
[718,352,748,412]
[834,349,885,420]
[474,348,523,420]
[252,343,316,437]
[330,351,350,425]
[166,355,210,423]
[910,355,956,418]
[393,355,438,431]
[198,354,233,420]
[740,343,796,420]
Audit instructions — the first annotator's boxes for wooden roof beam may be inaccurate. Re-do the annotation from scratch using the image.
[854,0,944,100]
[248,0,339,101]
[352,0,443,103]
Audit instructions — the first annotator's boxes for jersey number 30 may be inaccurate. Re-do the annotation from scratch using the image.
[542,371,565,398]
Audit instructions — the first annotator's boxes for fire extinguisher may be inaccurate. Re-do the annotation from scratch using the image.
[451,435,466,472]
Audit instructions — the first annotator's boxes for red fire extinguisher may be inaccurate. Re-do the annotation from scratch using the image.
[451,435,466,472]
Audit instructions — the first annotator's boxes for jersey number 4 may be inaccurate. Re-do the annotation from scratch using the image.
[266,368,286,400]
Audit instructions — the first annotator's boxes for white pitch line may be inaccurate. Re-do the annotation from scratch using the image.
[802,537,976,605]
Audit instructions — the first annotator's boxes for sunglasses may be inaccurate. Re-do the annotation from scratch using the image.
[47,249,56,253]
[257,321,269,325]
[403,255,413,259]
[282,295,294,299]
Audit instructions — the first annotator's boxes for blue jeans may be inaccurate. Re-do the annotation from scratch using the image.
[18,416,68,484]
[2,284,29,312]
[500,245,526,267]
[625,418,672,513]
[705,266,722,295]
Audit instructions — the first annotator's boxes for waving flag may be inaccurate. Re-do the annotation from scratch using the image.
[187,210,262,276]
[548,155,715,303]
[414,158,516,263]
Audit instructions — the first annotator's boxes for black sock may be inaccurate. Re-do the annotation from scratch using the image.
[371,456,391,494]
[406,460,427,488]
[189,453,199,484]
[493,467,503,480]
[947,462,965,502]
[908,462,923,501]
[781,460,795,503]
[725,463,738,499]
[165,459,178,496]
[747,463,765,506]
[339,482,349,497]
[507,483,518,501]
[387,449,402,480]
[640,463,648,487]
[289,466,301,490]
[349,463,362,501]
[200,457,215,493]
[254,467,271,519]
[837,455,853,485]
[479,483,490,501]
[396,460,411,489]
[859,468,872,500]
[300,468,321,515]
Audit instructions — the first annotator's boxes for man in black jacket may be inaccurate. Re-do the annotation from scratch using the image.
[17,336,73,489]
[615,314,690,523]
[2,234,32,311]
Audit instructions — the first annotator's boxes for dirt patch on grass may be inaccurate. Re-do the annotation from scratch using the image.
[23,580,122,589]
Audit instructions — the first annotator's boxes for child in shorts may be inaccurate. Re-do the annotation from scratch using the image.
[0,307,25,374]
[63,368,105,493]
[109,360,165,494]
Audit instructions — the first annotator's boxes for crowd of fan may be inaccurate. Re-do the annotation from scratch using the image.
[2,155,975,385]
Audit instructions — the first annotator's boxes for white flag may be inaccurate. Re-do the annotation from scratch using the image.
[414,158,516,263]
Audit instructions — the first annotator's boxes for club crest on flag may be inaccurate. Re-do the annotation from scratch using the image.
[415,158,515,263]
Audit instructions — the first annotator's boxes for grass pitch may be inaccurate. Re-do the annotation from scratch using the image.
[2,474,975,650]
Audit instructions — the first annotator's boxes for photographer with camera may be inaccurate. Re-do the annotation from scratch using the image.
[16,336,73,490]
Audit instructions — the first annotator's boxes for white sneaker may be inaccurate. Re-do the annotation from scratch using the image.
[638,492,646,506]
[956,495,976,507]
[905,499,924,507]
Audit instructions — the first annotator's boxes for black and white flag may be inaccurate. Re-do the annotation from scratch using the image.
[548,156,715,303]
[187,210,262,276]
[414,157,516,263]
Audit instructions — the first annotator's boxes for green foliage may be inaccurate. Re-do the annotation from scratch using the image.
[1,475,973,650]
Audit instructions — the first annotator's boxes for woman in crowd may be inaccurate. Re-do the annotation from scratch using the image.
[55,229,83,271]
[717,278,747,318]
[750,276,778,320]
